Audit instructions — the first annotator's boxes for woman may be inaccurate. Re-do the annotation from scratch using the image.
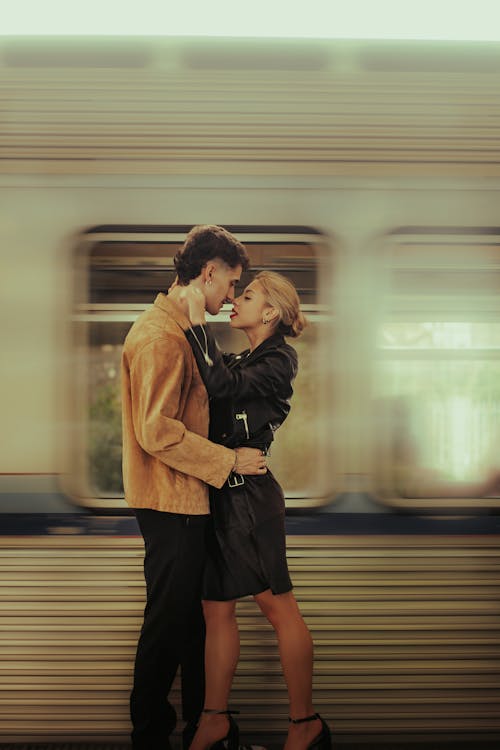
[181,271,331,750]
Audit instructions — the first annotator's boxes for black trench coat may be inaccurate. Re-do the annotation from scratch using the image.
[184,325,298,600]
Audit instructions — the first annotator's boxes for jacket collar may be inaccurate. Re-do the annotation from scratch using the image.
[153,292,191,332]
[243,332,286,361]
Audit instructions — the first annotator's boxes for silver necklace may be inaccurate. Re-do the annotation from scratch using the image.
[188,324,213,366]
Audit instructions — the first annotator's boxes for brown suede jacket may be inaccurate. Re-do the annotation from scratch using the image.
[121,293,235,514]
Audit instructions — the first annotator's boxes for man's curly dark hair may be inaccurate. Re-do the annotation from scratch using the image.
[174,225,249,284]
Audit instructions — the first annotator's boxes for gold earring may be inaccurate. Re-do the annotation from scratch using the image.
[262,318,269,324]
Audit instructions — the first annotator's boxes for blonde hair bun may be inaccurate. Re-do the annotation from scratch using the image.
[255,271,307,338]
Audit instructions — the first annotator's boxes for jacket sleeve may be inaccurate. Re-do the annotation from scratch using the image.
[129,336,235,488]
[185,325,297,400]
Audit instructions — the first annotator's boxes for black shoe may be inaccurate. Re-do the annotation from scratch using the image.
[199,708,240,750]
[288,712,332,750]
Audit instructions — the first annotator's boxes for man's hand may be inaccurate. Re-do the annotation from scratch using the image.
[234,447,267,475]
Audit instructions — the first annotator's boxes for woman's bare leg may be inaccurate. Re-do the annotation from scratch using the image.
[189,599,239,750]
[254,590,324,750]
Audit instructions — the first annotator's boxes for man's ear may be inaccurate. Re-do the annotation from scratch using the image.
[203,261,218,284]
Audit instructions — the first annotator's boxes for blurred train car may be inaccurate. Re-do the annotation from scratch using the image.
[1,36,500,747]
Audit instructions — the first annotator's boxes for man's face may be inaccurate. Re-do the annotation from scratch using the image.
[204,263,243,315]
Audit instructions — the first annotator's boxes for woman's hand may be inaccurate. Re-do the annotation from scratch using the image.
[179,284,206,325]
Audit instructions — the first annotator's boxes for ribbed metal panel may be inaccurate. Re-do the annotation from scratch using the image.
[0,534,499,743]
[2,57,500,175]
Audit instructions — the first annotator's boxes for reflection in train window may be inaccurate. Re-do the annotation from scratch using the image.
[76,228,331,510]
[374,230,500,507]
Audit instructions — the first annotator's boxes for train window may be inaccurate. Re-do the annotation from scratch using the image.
[373,229,500,511]
[72,227,332,511]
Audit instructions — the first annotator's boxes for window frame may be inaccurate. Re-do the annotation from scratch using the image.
[371,227,500,513]
[67,225,337,512]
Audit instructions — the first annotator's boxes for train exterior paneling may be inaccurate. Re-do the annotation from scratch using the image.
[1,530,500,745]
[1,37,500,745]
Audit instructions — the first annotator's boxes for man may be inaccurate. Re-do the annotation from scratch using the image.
[121,225,266,750]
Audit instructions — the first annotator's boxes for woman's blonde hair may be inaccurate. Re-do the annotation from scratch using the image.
[255,271,307,338]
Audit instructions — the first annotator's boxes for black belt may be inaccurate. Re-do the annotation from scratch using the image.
[227,472,245,488]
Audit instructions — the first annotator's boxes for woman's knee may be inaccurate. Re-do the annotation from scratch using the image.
[202,599,236,627]
[255,591,301,629]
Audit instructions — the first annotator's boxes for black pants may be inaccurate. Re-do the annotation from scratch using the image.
[131,509,209,750]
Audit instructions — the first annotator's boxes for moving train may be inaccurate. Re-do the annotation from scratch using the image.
[1,35,500,747]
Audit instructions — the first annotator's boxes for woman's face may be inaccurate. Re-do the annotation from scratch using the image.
[229,279,275,331]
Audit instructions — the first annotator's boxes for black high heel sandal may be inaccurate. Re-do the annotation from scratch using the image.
[288,713,332,750]
[199,708,240,750]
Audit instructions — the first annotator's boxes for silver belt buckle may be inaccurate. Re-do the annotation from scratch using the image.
[228,472,245,488]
